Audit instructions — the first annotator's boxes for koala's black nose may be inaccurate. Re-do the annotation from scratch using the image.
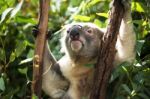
[68,25,82,40]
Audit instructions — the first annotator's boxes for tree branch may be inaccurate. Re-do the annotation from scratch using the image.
[31,0,50,98]
[90,0,124,99]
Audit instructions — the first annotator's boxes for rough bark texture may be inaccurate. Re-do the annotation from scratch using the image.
[90,0,124,99]
[32,0,50,98]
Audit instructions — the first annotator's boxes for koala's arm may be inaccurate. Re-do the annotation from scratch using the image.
[42,40,69,98]
[114,2,136,65]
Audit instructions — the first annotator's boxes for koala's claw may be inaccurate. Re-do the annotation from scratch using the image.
[32,25,39,37]
[47,30,52,39]
[110,0,131,12]
[62,94,71,99]
[32,25,52,39]
[51,89,66,98]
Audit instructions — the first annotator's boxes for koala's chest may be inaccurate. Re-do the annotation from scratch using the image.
[61,63,94,96]
[62,63,93,81]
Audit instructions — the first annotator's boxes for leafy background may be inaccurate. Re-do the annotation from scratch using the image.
[0,0,150,99]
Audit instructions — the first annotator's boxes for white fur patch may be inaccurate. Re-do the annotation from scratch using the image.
[71,41,82,52]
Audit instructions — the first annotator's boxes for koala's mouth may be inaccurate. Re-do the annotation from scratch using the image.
[70,40,83,52]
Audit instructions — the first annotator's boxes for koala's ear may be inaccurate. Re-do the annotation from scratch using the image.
[95,28,105,39]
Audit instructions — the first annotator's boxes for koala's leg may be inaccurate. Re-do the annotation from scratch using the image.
[115,0,136,65]
[42,41,69,98]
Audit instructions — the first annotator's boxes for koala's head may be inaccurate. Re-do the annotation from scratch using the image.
[61,23,104,64]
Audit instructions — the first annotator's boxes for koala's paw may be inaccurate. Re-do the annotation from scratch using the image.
[62,94,71,99]
[51,89,66,98]
[121,0,131,11]
[110,0,131,12]
[32,25,39,37]
[32,25,52,39]
[47,30,52,40]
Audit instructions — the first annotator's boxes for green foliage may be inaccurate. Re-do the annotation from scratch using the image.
[32,94,38,99]
[0,77,5,91]
[0,0,150,98]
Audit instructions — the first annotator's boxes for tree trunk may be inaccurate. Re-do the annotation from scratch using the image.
[31,0,50,98]
[90,0,124,99]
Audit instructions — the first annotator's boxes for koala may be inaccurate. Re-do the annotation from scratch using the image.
[41,0,136,99]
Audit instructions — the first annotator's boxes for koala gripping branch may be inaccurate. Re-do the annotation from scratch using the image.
[32,0,50,98]
[90,0,124,99]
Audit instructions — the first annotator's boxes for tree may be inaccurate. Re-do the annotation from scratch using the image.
[32,0,50,98]
[90,0,124,99]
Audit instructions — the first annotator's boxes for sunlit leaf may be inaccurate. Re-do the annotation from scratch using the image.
[15,16,37,24]
[11,0,24,18]
[94,19,102,27]
[70,0,82,7]
[32,94,38,99]
[134,63,142,67]
[0,8,13,23]
[96,12,108,18]
[88,0,101,7]
[142,21,147,26]
[0,77,5,91]
[131,90,136,96]
[132,20,143,25]
[132,2,144,12]
[19,58,33,65]
[7,0,16,6]
[74,15,91,21]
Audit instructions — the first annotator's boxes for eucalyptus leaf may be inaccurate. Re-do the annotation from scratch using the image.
[87,0,101,7]
[27,49,34,58]
[136,40,145,56]
[15,16,37,24]
[9,52,16,63]
[18,67,28,75]
[74,15,91,21]
[15,40,27,57]
[0,48,5,62]
[96,12,108,18]
[94,19,102,28]
[122,84,131,95]
[132,2,144,12]
[0,77,5,91]
[0,8,13,23]
[19,58,33,65]
[11,0,24,18]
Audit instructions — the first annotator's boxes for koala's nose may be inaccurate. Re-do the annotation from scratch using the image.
[68,25,82,40]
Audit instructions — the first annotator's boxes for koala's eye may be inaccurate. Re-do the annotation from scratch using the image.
[87,29,92,34]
